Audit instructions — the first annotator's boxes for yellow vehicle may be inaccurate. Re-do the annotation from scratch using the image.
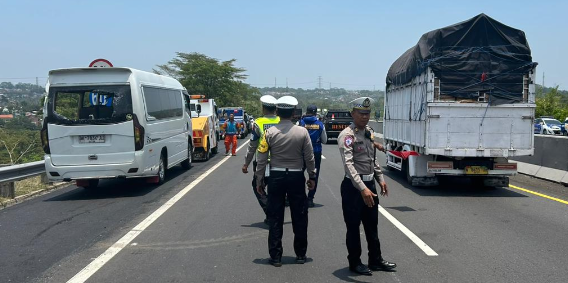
[189,95,219,161]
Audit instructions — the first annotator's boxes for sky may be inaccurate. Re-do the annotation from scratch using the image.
[0,0,566,90]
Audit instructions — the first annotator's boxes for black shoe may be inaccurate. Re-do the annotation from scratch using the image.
[308,199,315,208]
[349,264,372,276]
[369,260,397,271]
[269,258,282,267]
[295,256,306,264]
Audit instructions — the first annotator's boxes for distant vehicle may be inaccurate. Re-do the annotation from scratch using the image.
[562,118,568,136]
[323,109,352,140]
[190,96,220,160]
[42,67,193,189]
[534,118,562,135]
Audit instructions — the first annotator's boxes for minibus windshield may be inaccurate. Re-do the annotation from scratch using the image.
[46,85,133,125]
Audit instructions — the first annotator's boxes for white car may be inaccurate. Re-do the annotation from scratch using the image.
[534,118,563,135]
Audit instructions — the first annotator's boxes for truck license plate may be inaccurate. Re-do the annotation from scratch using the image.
[465,166,488,175]
[79,135,105,143]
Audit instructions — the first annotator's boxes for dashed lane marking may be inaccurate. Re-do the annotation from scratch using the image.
[379,205,438,256]
[509,184,568,205]
[67,141,250,283]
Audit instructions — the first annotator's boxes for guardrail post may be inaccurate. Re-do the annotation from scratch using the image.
[0,182,15,199]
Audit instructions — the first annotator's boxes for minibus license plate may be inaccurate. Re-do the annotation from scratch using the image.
[465,166,488,175]
[79,135,105,143]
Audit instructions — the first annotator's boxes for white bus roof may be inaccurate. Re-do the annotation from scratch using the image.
[47,67,183,89]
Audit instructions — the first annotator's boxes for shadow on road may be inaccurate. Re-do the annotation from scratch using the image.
[44,166,190,202]
[382,166,528,198]
[252,256,313,266]
[241,222,268,229]
[332,267,371,283]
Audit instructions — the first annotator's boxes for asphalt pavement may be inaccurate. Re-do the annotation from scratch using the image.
[1,138,568,283]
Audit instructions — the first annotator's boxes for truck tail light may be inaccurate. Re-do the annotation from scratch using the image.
[427,162,453,170]
[133,114,145,151]
[40,120,50,154]
[494,163,517,170]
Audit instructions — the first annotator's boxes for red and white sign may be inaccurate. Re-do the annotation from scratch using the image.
[89,59,113,68]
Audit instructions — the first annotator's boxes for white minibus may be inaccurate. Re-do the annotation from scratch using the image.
[41,67,193,189]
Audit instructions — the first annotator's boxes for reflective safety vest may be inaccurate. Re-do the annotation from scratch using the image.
[254,116,280,161]
[255,116,280,138]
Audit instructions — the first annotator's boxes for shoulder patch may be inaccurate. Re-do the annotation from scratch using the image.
[344,136,354,148]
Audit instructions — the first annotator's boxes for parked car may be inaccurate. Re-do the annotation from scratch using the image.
[534,117,563,135]
[563,118,568,136]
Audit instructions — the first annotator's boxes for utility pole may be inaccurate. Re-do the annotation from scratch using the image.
[542,72,545,88]
[318,76,322,89]
[286,77,288,89]
[36,77,39,90]
[274,77,277,88]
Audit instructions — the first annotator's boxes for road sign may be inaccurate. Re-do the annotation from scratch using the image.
[89,59,113,68]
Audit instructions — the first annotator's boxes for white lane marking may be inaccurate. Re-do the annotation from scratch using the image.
[67,141,250,283]
[379,205,438,256]
[321,155,326,160]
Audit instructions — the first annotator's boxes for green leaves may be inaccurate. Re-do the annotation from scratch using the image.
[535,86,568,121]
[154,52,261,116]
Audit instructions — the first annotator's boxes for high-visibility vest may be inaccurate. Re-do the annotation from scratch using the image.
[254,116,280,161]
[255,116,280,138]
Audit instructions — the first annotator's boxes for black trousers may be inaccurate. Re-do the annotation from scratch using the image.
[341,177,382,267]
[266,170,308,260]
[252,161,268,216]
[307,152,322,200]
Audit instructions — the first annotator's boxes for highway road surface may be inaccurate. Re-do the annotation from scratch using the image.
[1,139,568,283]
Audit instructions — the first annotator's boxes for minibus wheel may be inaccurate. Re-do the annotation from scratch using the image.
[158,154,166,184]
[181,143,192,169]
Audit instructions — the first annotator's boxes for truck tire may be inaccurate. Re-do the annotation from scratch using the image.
[204,141,211,161]
[211,139,218,154]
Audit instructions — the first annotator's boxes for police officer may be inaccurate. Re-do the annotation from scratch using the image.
[338,97,396,275]
[255,95,316,267]
[299,105,327,207]
[242,95,280,224]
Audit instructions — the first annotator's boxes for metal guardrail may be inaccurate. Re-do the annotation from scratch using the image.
[0,161,45,184]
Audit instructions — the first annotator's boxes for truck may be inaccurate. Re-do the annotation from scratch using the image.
[383,14,537,187]
[190,95,219,161]
[323,109,352,140]
[218,107,247,139]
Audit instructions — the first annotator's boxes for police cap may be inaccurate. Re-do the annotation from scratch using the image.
[260,95,278,107]
[349,97,374,114]
[276,96,298,109]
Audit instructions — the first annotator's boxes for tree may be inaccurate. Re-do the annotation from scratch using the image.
[535,86,568,121]
[0,128,43,165]
[154,52,261,116]
[0,82,14,89]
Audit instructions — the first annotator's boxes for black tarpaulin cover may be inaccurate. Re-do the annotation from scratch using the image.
[386,14,537,104]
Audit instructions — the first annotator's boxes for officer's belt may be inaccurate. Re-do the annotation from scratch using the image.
[346,173,374,181]
[271,167,303,172]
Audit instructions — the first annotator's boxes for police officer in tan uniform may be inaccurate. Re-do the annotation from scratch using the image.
[255,95,316,267]
[242,95,280,224]
[338,97,396,276]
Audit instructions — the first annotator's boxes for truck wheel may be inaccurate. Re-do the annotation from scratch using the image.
[403,160,413,185]
[211,139,218,154]
[158,154,166,184]
[205,141,211,161]
[181,143,192,170]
